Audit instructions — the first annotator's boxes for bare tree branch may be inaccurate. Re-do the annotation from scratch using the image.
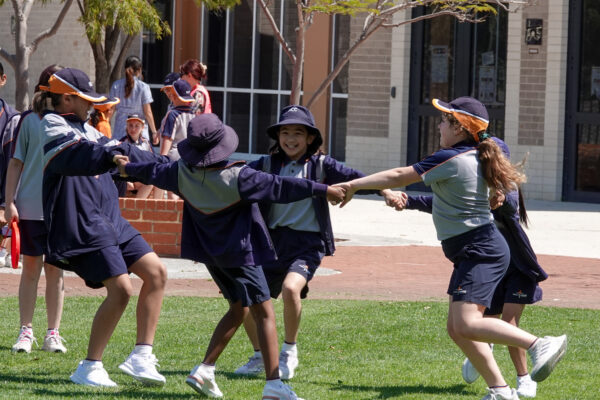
[29,0,74,53]
[0,48,16,68]
[257,0,296,64]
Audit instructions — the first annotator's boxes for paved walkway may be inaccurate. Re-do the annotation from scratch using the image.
[1,193,599,308]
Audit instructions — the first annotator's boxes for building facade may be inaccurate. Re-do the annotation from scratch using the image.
[0,0,598,203]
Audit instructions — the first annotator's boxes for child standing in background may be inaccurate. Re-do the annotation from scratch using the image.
[117,113,345,399]
[179,59,212,114]
[89,96,120,138]
[154,78,195,200]
[4,65,67,354]
[235,105,397,380]
[121,114,154,198]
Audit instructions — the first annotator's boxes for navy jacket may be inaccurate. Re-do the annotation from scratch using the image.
[124,158,328,268]
[248,152,378,256]
[41,112,161,264]
[406,192,548,283]
[0,100,19,204]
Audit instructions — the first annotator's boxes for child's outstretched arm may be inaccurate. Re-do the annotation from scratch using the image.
[334,166,421,207]
[124,160,180,195]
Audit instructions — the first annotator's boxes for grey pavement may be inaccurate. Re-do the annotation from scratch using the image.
[1,192,598,279]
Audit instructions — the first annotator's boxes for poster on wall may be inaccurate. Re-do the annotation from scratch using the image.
[592,67,600,98]
[478,66,496,104]
[431,45,448,84]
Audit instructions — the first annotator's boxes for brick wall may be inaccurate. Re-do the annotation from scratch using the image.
[119,198,184,257]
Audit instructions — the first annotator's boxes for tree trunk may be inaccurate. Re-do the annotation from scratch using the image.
[14,2,30,111]
[289,3,305,105]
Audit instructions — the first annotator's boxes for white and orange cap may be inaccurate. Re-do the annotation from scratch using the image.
[432,97,489,141]
[126,114,145,124]
[93,96,120,112]
[38,68,106,103]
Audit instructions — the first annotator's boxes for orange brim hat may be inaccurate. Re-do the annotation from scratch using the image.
[433,97,489,142]
[126,114,145,124]
[93,97,120,112]
[38,68,106,103]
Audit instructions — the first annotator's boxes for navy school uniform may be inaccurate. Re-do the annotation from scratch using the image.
[41,112,166,287]
[248,152,380,298]
[124,158,330,306]
[0,100,19,203]
[406,190,547,312]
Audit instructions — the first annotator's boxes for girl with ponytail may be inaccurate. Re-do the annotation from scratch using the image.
[109,56,158,144]
[334,96,567,400]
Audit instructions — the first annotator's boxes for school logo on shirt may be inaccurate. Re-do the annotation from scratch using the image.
[453,286,467,295]
[299,264,309,273]
[512,290,528,299]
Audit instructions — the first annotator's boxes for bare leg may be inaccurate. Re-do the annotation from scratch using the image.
[43,262,64,329]
[250,300,279,380]
[502,303,528,375]
[241,310,261,350]
[87,274,132,360]
[203,301,245,364]
[128,252,167,345]
[18,255,44,327]
[281,272,306,344]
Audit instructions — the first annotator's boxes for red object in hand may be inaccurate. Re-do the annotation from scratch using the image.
[10,220,20,269]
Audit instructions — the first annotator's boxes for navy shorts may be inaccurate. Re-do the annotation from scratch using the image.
[261,227,325,299]
[205,263,271,307]
[56,234,153,289]
[485,264,543,315]
[442,223,510,308]
[19,220,47,257]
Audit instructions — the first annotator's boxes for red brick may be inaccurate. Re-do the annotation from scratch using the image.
[153,222,182,233]
[130,221,153,233]
[121,209,141,220]
[176,201,184,211]
[144,233,178,245]
[155,200,167,210]
[125,198,136,209]
[151,244,180,257]
[142,210,178,222]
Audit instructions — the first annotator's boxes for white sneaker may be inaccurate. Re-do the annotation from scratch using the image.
[0,254,6,267]
[42,330,67,353]
[70,360,117,387]
[11,326,36,353]
[185,364,223,398]
[234,354,265,375]
[481,387,520,400]
[118,352,166,386]
[528,335,567,382]
[279,350,299,380]
[516,374,537,398]
[262,379,304,400]
[462,343,493,384]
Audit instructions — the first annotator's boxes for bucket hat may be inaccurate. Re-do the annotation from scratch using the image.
[267,105,323,153]
[178,113,239,167]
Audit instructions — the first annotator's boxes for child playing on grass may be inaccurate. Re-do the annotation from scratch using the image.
[120,114,154,198]
[116,112,345,399]
[400,138,548,398]
[235,105,397,380]
[4,65,67,354]
[38,67,168,388]
[334,97,567,400]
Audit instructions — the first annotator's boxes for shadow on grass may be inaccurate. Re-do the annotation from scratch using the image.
[330,382,472,399]
[0,372,72,385]
[31,388,195,399]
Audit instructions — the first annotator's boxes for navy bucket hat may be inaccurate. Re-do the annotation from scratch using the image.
[178,113,239,167]
[267,105,323,153]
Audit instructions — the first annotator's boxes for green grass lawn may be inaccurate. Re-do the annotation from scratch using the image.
[0,297,596,399]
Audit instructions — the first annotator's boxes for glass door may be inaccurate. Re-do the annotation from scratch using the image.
[564,0,600,202]
[407,7,508,187]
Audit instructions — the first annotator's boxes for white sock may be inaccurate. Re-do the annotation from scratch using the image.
[253,350,262,359]
[133,344,152,355]
[83,359,102,366]
[281,342,297,353]
[491,386,512,397]
[0,248,7,257]
[266,378,282,385]
[517,374,532,383]
[200,363,216,373]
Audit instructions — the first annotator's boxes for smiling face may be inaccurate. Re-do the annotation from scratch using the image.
[277,124,315,161]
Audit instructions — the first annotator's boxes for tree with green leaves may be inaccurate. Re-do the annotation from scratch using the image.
[76,0,170,94]
[228,0,534,108]
[0,0,74,111]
